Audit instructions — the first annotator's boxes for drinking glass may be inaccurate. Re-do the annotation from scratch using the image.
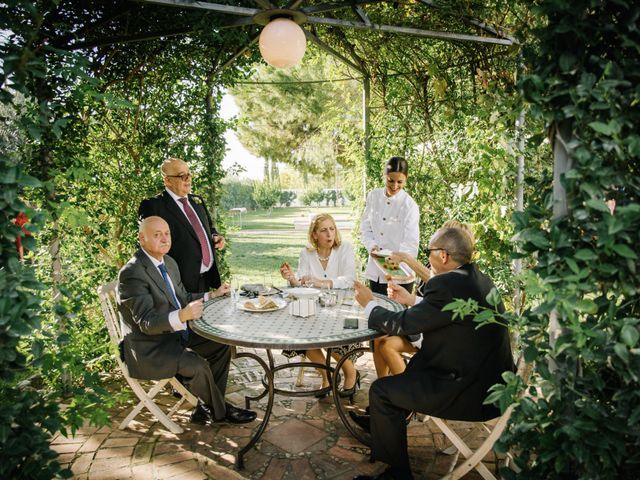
[231,275,241,304]
[263,274,274,294]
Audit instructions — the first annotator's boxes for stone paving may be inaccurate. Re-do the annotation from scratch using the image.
[51,350,502,479]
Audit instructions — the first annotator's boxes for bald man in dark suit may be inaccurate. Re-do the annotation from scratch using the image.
[138,157,224,293]
[351,227,515,480]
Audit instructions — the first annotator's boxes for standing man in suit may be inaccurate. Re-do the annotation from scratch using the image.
[351,227,515,480]
[139,157,225,293]
[118,216,256,425]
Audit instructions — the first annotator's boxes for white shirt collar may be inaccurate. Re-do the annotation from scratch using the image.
[165,187,186,203]
[385,189,406,202]
[141,247,163,268]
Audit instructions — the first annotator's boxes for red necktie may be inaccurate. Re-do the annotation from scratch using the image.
[178,197,211,268]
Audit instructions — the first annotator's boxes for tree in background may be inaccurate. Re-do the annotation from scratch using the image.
[252,181,281,211]
[231,52,361,184]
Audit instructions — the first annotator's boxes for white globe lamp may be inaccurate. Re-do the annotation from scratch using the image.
[259,17,306,68]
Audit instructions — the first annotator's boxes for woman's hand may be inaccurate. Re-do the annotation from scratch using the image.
[280,262,299,286]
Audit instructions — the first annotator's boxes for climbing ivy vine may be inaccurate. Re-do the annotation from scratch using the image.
[494,1,640,478]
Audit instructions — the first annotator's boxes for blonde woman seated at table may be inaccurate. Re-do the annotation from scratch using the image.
[374,220,475,377]
[279,213,361,398]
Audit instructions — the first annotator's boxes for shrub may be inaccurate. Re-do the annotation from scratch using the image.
[279,190,297,207]
[220,180,256,210]
[252,181,280,210]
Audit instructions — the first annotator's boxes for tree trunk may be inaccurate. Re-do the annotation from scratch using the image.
[548,118,574,371]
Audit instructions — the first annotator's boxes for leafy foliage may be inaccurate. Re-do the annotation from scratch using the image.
[252,181,281,211]
[1,1,251,475]
[494,1,640,478]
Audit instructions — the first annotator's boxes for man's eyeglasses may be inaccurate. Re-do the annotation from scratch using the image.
[165,172,192,181]
[425,247,447,256]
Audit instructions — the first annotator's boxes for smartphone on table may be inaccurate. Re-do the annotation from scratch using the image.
[343,317,359,329]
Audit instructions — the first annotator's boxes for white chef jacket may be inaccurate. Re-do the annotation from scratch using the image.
[296,242,356,289]
[360,188,420,283]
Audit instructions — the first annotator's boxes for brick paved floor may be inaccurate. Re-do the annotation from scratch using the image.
[51,350,503,479]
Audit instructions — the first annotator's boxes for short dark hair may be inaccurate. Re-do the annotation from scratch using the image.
[385,156,409,176]
[432,227,473,264]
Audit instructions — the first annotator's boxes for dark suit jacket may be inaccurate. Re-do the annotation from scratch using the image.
[369,263,515,421]
[117,249,203,380]
[138,190,221,292]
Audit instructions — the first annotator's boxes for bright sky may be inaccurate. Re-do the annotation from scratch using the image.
[220,93,265,180]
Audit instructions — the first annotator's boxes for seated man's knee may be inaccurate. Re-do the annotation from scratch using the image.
[178,350,211,378]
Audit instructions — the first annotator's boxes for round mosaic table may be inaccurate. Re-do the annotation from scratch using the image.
[192,291,403,468]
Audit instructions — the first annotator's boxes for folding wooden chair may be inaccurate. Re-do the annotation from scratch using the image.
[97,281,197,434]
[429,358,529,480]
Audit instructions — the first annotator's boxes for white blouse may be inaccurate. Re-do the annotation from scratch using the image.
[296,242,356,289]
[360,188,420,283]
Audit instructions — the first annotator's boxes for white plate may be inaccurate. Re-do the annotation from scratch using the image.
[286,287,321,298]
[237,297,287,312]
[373,248,393,257]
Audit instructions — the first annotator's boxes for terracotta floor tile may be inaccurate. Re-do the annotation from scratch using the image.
[262,418,327,454]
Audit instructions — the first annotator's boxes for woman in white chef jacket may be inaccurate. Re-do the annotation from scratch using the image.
[360,156,420,377]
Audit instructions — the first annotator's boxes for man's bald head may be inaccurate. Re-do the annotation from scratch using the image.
[161,157,192,197]
[430,227,473,265]
[139,216,171,260]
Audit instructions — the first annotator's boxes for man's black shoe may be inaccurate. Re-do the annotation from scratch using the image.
[349,411,371,433]
[353,466,412,480]
[190,403,212,425]
[213,403,257,424]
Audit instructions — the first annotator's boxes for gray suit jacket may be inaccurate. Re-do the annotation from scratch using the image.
[117,249,203,380]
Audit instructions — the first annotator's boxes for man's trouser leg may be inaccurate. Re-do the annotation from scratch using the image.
[369,372,431,479]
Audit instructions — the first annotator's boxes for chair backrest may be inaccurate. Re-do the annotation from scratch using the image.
[97,280,122,346]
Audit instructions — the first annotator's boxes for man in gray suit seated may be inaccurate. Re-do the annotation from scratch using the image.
[117,216,256,425]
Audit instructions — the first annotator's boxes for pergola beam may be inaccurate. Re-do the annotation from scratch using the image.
[215,35,260,74]
[138,0,514,46]
[307,16,514,45]
[416,0,516,43]
[301,0,388,15]
[140,0,258,17]
[304,30,363,74]
[352,5,372,26]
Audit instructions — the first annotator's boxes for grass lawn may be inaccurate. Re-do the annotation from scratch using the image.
[226,206,353,231]
[225,207,355,284]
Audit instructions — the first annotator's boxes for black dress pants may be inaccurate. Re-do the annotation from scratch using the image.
[368,372,432,479]
[178,330,231,419]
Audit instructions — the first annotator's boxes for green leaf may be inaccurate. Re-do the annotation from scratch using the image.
[614,343,629,363]
[565,257,580,274]
[621,325,639,348]
[485,287,502,307]
[575,299,598,314]
[585,198,610,212]
[612,244,637,259]
[588,121,614,135]
[18,174,42,187]
[524,345,539,362]
[574,249,597,261]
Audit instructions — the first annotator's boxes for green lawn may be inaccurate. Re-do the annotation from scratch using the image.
[225,207,355,284]
[227,206,353,231]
